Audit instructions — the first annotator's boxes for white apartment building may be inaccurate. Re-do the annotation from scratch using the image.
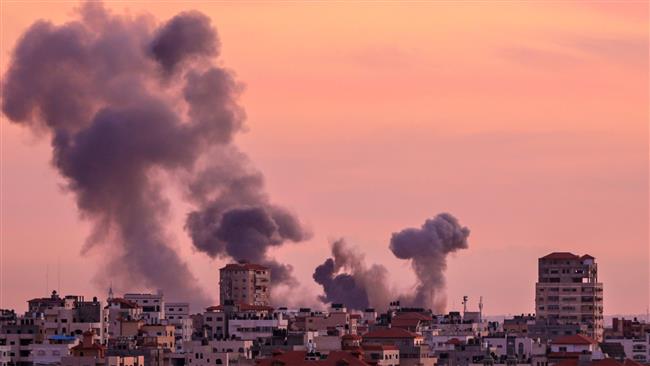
[165,303,193,351]
[124,292,165,324]
[227,314,288,341]
[616,334,650,364]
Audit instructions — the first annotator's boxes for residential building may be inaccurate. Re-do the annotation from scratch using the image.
[165,303,192,351]
[362,328,435,366]
[219,263,270,306]
[535,252,604,341]
[124,292,165,325]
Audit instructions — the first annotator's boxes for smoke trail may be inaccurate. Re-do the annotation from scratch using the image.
[314,214,469,312]
[313,239,390,310]
[2,2,306,305]
[390,213,470,311]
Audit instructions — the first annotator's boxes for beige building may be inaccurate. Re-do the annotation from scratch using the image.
[535,252,604,341]
[219,263,270,306]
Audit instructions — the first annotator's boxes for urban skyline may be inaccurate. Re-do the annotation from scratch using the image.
[2,1,648,317]
[0,253,648,366]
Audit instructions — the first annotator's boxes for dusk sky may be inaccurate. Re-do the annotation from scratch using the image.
[1,1,648,316]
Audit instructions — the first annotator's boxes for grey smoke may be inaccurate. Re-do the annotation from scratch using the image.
[2,2,306,306]
[150,11,219,73]
[313,239,390,311]
[390,213,470,311]
[315,213,469,312]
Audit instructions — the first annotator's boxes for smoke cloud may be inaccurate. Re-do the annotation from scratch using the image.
[314,213,469,312]
[390,213,470,311]
[2,2,307,306]
[313,239,391,310]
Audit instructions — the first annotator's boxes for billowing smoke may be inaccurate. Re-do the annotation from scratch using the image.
[184,151,310,286]
[314,213,469,312]
[2,2,306,306]
[390,213,470,311]
[313,239,391,310]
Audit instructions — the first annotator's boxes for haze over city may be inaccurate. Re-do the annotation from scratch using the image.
[1,1,648,319]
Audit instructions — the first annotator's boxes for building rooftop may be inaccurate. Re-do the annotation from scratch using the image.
[552,334,598,345]
[221,263,269,271]
[256,350,369,366]
[362,344,399,351]
[206,303,274,312]
[105,298,139,309]
[555,359,644,366]
[541,252,581,260]
[362,327,419,339]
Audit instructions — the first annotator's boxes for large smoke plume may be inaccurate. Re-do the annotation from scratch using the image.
[2,2,307,306]
[313,239,391,310]
[314,213,469,312]
[389,213,470,311]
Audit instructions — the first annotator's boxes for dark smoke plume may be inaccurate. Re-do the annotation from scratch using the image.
[2,2,307,306]
[313,239,390,310]
[314,213,469,312]
[390,213,470,311]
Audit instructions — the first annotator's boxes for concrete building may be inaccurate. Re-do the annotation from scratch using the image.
[103,298,142,342]
[165,303,192,351]
[362,344,400,366]
[603,333,650,364]
[31,335,79,365]
[183,339,254,365]
[124,292,165,325]
[535,252,604,341]
[606,318,650,340]
[61,331,107,366]
[256,350,371,366]
[362,328,435,366]
[0,315,44,365]
[219,263,271,306]
[503,315,536,336]
[547,334,605,364]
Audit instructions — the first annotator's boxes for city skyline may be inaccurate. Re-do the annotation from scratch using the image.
[1,1,648,317]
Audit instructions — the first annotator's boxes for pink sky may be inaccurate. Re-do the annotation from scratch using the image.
[1,1,648,315]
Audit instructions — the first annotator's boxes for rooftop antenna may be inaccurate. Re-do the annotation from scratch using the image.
[462,295,468,316]
[479,296,484,322]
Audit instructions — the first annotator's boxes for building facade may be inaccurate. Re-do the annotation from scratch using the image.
[123,292,164,325]
[219,263,270,306]
[535,252,604,341]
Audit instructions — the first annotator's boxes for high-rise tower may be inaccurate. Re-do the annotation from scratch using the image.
[535,252,604,341]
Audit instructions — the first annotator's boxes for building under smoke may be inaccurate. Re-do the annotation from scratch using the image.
[1,2,308,307]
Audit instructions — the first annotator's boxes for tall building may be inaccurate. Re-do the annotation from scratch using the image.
[219,262,271,306]
[534,252,604,341]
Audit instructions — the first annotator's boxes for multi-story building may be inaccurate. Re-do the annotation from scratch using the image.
[164,303,192,351]
[103,297,142,342]
[124,292,164,324]
[535,252,604,341]
[362,328,436,366]
[219,263,270,306]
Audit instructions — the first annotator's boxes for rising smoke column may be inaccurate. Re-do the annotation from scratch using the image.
[313,239,391,310]
[314,213,469,312]
[2,2,307,305]
[184,149,310,286]
[389,213,470,311]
